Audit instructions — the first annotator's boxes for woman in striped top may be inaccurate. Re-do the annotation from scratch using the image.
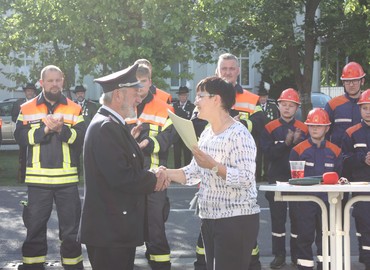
[164,76,260,270]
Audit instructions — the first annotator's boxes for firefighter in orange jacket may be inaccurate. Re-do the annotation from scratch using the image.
[127,64,176,270]
[14,65,85,270]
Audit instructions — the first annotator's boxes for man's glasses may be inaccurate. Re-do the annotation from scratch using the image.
[195,93,215,100]
[343,79,361,86]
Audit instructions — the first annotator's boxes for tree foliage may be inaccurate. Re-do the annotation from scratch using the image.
[0,0,194,91]
[192,0,369,119]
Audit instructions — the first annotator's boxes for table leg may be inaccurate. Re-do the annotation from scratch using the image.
[328,192,343,270]
[274,193,330,270]
[343,195,370,270]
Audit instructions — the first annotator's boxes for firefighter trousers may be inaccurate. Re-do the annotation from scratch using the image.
[21,185,83,269]
[145,190,171,270]
[265,191,298,260]
[295,201,324,270]
[352,193,370,268]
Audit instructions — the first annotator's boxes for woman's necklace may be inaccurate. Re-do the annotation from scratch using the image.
[213,116,234,135]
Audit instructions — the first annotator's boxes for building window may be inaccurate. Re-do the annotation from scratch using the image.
[15,53,34,78]
[170,62,188,88]
[238,54,250,87]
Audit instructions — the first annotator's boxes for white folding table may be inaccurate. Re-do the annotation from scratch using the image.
[259,183,370,270]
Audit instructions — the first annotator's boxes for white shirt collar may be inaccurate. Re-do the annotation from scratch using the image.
[101,105,127,125]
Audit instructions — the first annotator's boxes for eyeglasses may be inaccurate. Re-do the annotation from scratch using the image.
[195,93,215,100]
[343,79,361,86]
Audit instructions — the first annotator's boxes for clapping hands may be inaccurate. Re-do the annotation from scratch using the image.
[285,128,303,146]
[365,152,370,166]
[44,114,64,134]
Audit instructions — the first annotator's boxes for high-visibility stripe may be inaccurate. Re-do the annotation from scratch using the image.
[246,119,253,132]
[196,245,205,255]
[305,162,314,167]
[251,245,259,255]
[28,128,36,145]
[354,143,367,148]
[62,254,83,265]
[334,118,352,123]
[162,118,173,131]
[274,140,285,144]
[233,102,256,112]
[239,112,253,131]
[151,136,160,154]
[149,254,171,262]
[23,113,47,122]
[62,142,71,168]
[272,232,286,237]
[239,112,250,121]
[139,112,167,126]
[324,163,334,168]
[23,255,46,264]
[68,129,77,144]
[26,167,78,175]
[291,233,298,238]
[32,145,40,169]
[297,258,314,267]
[149,125,160,169]
[233,89,259,114]
[363,245,370,250]
[25,174,79,185]
[317,255,323,262]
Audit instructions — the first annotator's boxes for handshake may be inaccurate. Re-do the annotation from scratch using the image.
[153,166,170,192]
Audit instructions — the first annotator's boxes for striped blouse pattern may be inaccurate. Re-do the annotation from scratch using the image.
[183,121,260,219]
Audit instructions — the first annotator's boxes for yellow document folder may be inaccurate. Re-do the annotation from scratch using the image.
[167,109,198,151]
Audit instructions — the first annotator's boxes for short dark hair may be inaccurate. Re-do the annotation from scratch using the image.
[196,76,235,111]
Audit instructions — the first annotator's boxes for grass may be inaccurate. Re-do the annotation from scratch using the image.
[0,147,176,186]
[0,150,20,186]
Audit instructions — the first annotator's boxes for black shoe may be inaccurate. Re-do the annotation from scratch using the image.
[18,264,45,270]
[270,255,286,269]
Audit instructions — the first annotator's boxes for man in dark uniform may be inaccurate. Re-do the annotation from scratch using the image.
[172,86,195,168]
[79,64,169,270]
[11,83,37,183]
[257,83,280,182]
[73,85,99,127]
[11,83,38,122]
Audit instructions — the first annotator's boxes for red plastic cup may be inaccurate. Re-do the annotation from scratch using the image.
[322,172,339,185]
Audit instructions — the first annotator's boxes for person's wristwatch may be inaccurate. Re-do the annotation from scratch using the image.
[211,164,219,175]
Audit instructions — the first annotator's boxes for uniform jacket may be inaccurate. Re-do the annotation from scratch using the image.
[127,92,176,170]
[325,93,361,147]
[74,99,99,127]
[230,84,267,143]
[290,138,342,197]
[342,122,370,182]
[261,118,308,182]
[260,99,280,122]
[80,107,157,247]
[11,98,26,122]
[172,99,195,120]
[150,85,172,104]
[14,94,85,186]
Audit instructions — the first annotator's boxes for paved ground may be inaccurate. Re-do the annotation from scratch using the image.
[0,185,367,270]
